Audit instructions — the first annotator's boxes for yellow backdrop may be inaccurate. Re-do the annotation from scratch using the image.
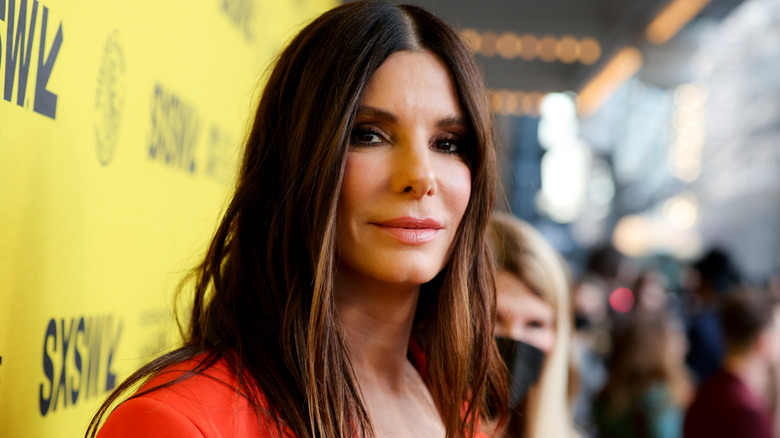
[0,0,335,436]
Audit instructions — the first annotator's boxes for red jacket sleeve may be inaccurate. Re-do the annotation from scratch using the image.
[98,396,205,438]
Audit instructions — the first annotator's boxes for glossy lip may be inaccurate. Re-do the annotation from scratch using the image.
[372,216,443,245]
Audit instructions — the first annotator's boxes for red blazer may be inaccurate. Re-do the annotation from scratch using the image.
[97,346,491,437]
[98,355,290,437]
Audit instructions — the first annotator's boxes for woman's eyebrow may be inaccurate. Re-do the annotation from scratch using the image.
[356,105,397,123]
[356,106,466,129]
[437,115,467,128]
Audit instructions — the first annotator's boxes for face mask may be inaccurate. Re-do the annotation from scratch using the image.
[574,312,592,330]
[495,336,546,411]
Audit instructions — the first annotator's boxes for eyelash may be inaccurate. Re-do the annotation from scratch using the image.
[349,126,466,155]
[349,127,385,147]
[433,135,463,154]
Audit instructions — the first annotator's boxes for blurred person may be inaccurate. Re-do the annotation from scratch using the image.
[764,270,780,438]
[609,268,684,335]
[574,275,610,331]
[683,289,780,438]
[86,2,508,437]
[487,212,580,438]
[684,248,742,385]
[571,275,610,438]
[584,244,637,296]
[593,314,692,438]
[632,270,670,317]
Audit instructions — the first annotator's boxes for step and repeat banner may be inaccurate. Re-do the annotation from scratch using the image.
[0,0,335,436]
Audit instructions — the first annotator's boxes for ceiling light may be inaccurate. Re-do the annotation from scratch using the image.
[579,37,601,65]
[646,0,711,45]
[557,36,580,63]
[481,31,498,57]
[497,32,520,59]
[519,34,538,61]
[578,47,642,116]
[538,35,558,62]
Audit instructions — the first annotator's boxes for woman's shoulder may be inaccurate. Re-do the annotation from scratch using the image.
[97,353,291,437]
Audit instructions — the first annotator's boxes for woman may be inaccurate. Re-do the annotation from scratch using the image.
[487,212,579,437]
[593,314,691,438]
[87,1,506,437]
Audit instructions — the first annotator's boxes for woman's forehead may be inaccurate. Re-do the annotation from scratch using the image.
[496,271,554,315]
[360,50,462,116]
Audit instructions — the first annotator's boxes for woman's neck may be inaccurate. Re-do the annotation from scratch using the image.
[334,268,421,392]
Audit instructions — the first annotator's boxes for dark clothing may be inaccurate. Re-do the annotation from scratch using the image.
[685,308,723,385]
[683,370,773,438]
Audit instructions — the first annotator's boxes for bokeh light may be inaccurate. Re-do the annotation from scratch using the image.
[609,287,636,313]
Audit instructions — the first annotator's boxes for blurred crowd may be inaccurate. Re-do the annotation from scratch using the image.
[489,213,780,438]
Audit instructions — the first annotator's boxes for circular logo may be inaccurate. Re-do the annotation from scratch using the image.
[95,30,126,166]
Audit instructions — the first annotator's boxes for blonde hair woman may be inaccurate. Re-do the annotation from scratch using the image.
[487,212,579,438]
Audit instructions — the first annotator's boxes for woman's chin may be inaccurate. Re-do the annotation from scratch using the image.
[338,263,443,289]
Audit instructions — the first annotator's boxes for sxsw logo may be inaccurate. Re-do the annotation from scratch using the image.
[39,315,123,416]
[1,0,63,119]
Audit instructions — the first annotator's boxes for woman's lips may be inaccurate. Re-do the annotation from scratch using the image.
[372,217,442,245]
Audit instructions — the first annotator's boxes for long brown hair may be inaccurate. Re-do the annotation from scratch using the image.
[598,314,691,413]
[87,1,506,437]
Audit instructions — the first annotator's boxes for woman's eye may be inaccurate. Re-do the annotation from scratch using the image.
[434,137,462,154]
[350,128,383,146]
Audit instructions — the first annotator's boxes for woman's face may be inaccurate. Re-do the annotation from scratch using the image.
[336,50,472,286]
[495,270,556,354]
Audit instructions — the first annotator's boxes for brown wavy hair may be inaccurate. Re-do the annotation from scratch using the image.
[86,1,506,437]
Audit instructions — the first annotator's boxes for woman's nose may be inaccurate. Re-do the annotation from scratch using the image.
[390,141,437,198]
